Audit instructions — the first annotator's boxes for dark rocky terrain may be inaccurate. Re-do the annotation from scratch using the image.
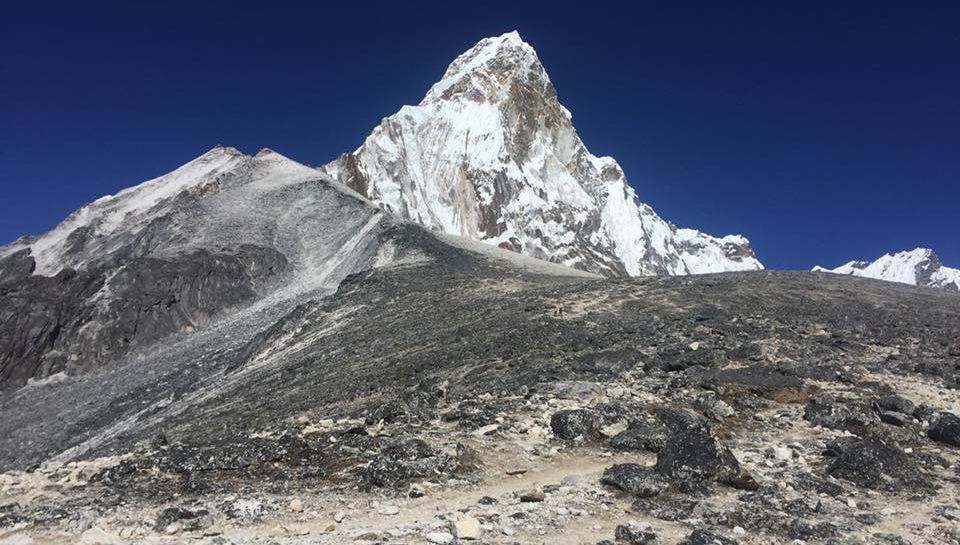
[0,34,958,545]
[1,214,959,543]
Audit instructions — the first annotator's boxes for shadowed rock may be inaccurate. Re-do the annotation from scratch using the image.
[600,464,668,498]
[550,409,602,441]
[928,412,960,447]
[827,436,931,492]
[804,393,880,434]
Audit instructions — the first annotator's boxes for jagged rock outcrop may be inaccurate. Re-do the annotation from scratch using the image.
[323,32,762,276]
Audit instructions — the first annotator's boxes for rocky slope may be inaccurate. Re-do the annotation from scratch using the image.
[2,252,960,544]
[322,32,762,277]
[0,146,395,388]
[814,248,960,291]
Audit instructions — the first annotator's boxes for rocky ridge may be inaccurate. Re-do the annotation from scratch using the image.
[814,248,960,291]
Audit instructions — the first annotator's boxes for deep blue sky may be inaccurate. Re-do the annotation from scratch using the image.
[2,2,957,269]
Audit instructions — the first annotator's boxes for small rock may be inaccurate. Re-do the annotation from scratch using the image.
[154,507,210,532]
[289,498,303,512]
[223,498,265,522]
[455,517,481,540]
[770,446,793,461]
[425,531,455,544]
[376,504,400,516]
[519,489,545,502]
[72,509,98,533]
[614,524,657,544]
[855,512,881,525]
[408,483,426,498]
[333,511,345,523]
[679,528,739,545]
[551,409,601,440]
[473,424,499,436]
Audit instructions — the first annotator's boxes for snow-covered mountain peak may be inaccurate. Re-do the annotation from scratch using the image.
[423,31,546,104]
[323,33,762,276]
[814,248,960,291]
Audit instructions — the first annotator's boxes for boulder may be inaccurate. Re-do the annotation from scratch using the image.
[600,464,668,498]
[609,424,669,452]
[875,395,915,416]
[928,412,960,447]
[550,409,601,441]
[362,435,450,486]
[679,528,739,545]
[804,393,879,434]
[654,417,745,492]
[154,507,210,532]
[827,437,930,492]
[613,524,657,544]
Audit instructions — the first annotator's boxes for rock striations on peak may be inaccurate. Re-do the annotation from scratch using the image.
[322,31,762,276]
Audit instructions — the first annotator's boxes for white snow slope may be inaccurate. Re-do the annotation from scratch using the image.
[322,31,763,277]
[814,248,960,291]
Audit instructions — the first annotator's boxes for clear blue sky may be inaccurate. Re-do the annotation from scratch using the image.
[1,1,957,270]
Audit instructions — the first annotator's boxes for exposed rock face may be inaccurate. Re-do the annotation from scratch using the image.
[814,248,960,290]
[0,147,393,389]
[323,32,762,277]
[0,245,286,387]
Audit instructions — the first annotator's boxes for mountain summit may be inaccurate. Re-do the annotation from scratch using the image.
[814,248,960,290]
[323,32,762,276]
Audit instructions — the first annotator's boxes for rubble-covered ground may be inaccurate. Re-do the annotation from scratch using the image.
[2,225,960,545]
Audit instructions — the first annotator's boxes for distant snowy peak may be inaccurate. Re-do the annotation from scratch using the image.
[322,31,762,276]
[814,248,960,291]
